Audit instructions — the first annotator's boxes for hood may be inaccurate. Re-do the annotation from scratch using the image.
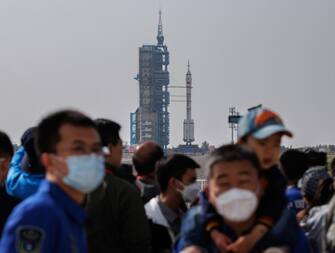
[144,196,170,228]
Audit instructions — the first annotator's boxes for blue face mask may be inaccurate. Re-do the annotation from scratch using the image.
[63,154,105,193]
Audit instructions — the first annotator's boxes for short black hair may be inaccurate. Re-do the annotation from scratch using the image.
[207,144,261,178]
[311,177,334,207]
[330,157,335,171]
[0,131,13,157]
[132,144,164,175]
[280,149,309,182]
[95,118,121,146]
[36,110,97,154]
[157,154,200,193]
[305,149,327,167]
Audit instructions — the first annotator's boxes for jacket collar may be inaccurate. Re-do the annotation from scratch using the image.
[145,196,170,228]
[39,180,87,225]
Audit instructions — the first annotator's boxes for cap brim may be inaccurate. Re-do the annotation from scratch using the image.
[252,125,293,139]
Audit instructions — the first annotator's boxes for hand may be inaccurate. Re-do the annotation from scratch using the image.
[210,229,232,253]
[180,246,204,253]
[296,209,307,222]
[49,155,68,179]
[226,235,255,253]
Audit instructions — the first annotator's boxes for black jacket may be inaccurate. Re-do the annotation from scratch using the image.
[0,185,20,236]
[85,174,151,253]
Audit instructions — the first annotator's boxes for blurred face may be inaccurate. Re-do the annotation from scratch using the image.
[43,124,102,178]
[180,168,197,186]
[105,138,123,168]
[208,160,261,208]
[246,133,282,169]
[41,124,103,202]
[170,168,197,199]
[173,168,197,191]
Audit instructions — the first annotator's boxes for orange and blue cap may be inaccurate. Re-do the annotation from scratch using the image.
[237,108,293,140]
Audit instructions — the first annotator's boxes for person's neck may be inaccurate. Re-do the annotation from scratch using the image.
[159,192,181,213]
[139,173,155,181]
[225,215,257,236]
[46,174,85,204]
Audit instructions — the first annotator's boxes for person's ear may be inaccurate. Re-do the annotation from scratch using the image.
[207,182,216,206]
[107,144,114,154]
[40,153,51,171]
[169,178,182,191]
[168,178,176,189]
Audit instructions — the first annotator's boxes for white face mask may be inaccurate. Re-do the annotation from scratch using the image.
[63,154,105,193]
[216,187,258,222]
[178,181,201,203]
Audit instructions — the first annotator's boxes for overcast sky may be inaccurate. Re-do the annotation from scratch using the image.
[0,0,333,148]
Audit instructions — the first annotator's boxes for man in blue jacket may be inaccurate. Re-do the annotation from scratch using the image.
[0,131,21,236]
[0,110,105,252]
[175,144,311,253]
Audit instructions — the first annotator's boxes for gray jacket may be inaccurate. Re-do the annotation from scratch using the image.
[301,205,328,253]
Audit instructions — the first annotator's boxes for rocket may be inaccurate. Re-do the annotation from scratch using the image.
[183,61,195,145]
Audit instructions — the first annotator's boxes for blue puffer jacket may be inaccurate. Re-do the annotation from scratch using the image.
[174,192,311,253]
[5,147,44,199]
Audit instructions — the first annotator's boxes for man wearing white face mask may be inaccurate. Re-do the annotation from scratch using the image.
[145,154,200,253]
[174,145,311,253]
[0,110,105,253]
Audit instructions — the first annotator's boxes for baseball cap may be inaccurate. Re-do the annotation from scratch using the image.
[238,107,293,140]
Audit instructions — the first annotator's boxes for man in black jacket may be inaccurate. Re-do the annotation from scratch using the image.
[85,119,151,253]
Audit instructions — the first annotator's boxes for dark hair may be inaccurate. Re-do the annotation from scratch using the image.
[36,110,97,154]
[305,149,327,167]
[207,144,261,178]
[0,131,13,157]
[157,154,200,193]
[21,127,44,174]
[95,119,121,146]
[280,149,309,182]
[133,143,164,175]
[310,177,334,208]
[331,158,335,176]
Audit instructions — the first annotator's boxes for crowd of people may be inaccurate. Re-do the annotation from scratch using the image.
[0,107,334,253]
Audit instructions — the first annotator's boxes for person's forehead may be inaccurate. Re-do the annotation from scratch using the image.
[255,132,282,142]
[212,160,257,178]
[58,124,100,143]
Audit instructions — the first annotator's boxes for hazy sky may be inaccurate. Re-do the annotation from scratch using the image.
[0,0,334,148]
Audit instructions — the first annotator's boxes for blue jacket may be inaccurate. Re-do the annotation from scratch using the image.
[174,192,311,253]
[6,147,44,199]
[286,186,305,214]
[0,180,88,253]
